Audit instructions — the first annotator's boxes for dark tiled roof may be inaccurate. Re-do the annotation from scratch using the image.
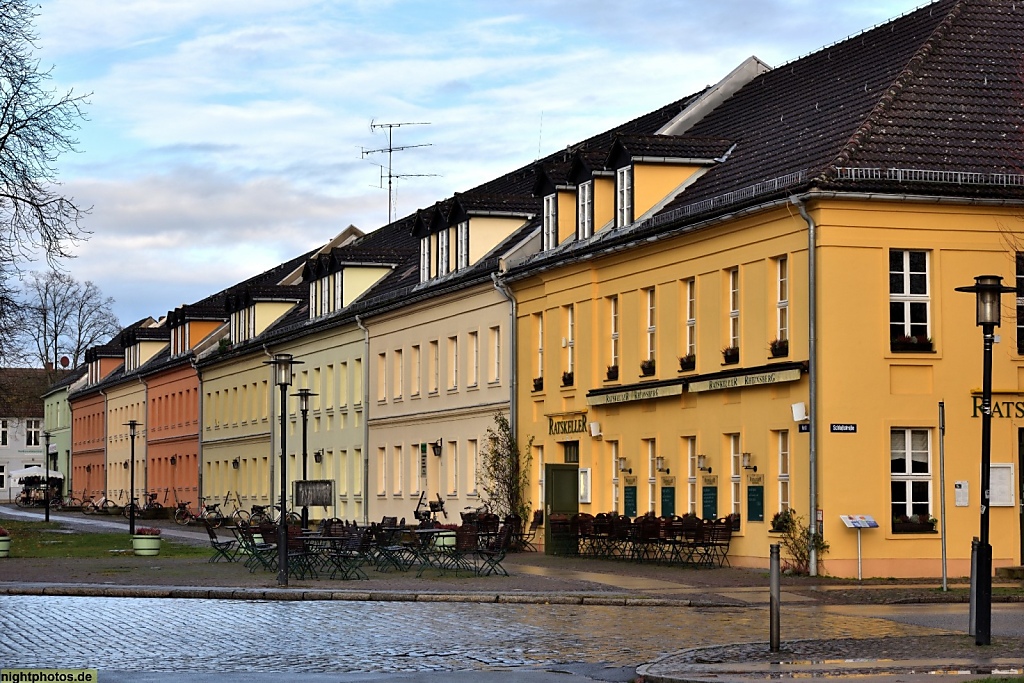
[84,318,153,362]
[448,193,539,224]
[43,364,87,396]
[0,368,56,417]
[607,135,735,167]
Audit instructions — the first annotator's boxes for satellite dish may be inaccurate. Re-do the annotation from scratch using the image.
[59,356,70,368]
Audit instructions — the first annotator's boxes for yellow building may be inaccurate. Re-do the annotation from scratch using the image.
[504,0,1024,577]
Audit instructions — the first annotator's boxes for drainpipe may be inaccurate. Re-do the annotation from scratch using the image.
[99,388,109,499]
[190,353,203,509]
[491,272,517,437]
[138,376,148,500]
[262,345,276,508]
[790,195,819,577]
[356,315,370,525]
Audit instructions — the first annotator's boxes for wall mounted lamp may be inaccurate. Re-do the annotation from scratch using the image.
[85,464,92,473]
[232,457,240,469]
[122,460,129,470]
[430,439,443,457]
[617,457,632,474]
[169,455,177,466]
[314,449,324,464]
[742,452,757,472]
[697,454,712,473]
[655,456,670,474]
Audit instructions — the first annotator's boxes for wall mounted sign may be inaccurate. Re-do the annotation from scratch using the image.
[624,475,638,487]
[748,473,764,486]
[701,474,718,487]
[624,486,638,518]
[661,486,675,517]
[687,368,801,393]
[547,413,588,435]
[830,423,857,433]
[661,475,676,487]
[702,486,718,520]
[971,396,1024,419]
[587,384,683,406]
[747,485,764,522]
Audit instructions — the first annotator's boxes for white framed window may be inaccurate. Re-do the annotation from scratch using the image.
[729,268,740,349]
[535,445,545,516]
[616,166,633,227]
[410,345,421,397]
[777,256,789,341]
[566,305,575,374]
[577,180,593,239]
[543,194,558,250]
[776,430,790,512]
[468,331,479,388]
[420,238,430,282]
[645,288,656,361]
[429,340,439,394]
[377,446,387,496]
[609,295,620,368]
[447,336,458,390]
[684,436,697,515]
[609,440,620,512]
[393,349,403,400]
[489,326,501,383]
[0,419,7,447]
[728,433,741,519]
[0,464,5,489]
[447,440,458,495]
[437,229,450,276]
[645,438,657,512]
[393,445,403,496]
[376,353,387,403]
[1016,252,1024,354]
[468,439,479,495]
[685,278,696,358]
[26,419,41,447]
[456,221,470,270]
[889,250,930,342]
[891,428,931,523]
[536,313,544,377]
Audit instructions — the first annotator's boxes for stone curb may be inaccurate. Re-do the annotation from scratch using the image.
[0,581,703,606]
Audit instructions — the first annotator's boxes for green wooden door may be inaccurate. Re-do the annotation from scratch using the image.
[544,464,579,555]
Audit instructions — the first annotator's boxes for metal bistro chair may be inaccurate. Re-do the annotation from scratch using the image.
[203,518,239,563]
[475,522,514,576]
[326,527,370,580]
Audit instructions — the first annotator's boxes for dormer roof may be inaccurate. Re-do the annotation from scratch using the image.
[605,135,736,170]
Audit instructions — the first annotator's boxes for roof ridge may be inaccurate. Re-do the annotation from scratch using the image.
[818,0,966,181]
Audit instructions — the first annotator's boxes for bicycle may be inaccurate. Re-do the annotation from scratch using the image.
[223,491,250,525]
[173,498,225,528]
[248,501,300,526]
[123,492,163,519]
[82,494,116,515]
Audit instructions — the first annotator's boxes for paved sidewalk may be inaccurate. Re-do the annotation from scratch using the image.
[2,505,1022,682]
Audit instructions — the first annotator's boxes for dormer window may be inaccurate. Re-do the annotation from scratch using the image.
[230,306,256,343]
[420,238,430,282]
[577,181,593,240]
[543,194,557,250]
[124,344,141,373]
[437,229,450,276]
[88,361,100,384]
[171,325,190,357]
[616,166,633,227]
[309,272,343,319]
[456,221,469,270]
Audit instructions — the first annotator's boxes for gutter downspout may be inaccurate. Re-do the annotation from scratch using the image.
[790,195,819,577]
[190,353,203,508]
[262,345,276,508]
[99,388,109,499]
[355,315,370,525]
[491,273,517,439]
[138,376,148,500]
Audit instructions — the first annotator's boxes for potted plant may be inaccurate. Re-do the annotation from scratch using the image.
[770,508,796,533]
[640,358,656,376]
[532,376,543,392]
[725,512,741,531]
[891,335,933,352]
[0,525,10,558]
[722,346,740,364]
[132,526,162,556]
[770,338,789,358]
[606,365,619,381]
[892,513,936,533]
[561,370,574,387]
[679,354,696,372]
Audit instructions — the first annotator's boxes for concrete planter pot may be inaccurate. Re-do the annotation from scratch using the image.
[0,536,10,558]
[132,535,162,556]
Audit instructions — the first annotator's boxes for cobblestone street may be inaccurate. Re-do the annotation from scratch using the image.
[0,595,946,674]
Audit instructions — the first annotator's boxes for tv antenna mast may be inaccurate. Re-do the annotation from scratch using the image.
[362,121,437,224]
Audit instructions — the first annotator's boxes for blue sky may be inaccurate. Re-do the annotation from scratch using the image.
[32,0,926,325]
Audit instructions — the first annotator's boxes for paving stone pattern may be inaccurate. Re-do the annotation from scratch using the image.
[0,596,944,674]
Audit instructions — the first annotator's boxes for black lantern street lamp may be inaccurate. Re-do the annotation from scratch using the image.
[43,430,52,523]
[125,420,140,535]
[264,352,300,586]
[293,387,317,530]
[955,274,1015,646]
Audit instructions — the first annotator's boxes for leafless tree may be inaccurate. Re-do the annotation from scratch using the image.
[0,0,90,364]
[18,270,119,369]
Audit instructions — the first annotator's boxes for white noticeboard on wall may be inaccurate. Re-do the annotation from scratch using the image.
[990,464,1015,507]
[955,481,969,507]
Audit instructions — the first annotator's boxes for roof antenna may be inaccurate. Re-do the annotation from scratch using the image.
[537,110,544,160]
[362,121,438,225]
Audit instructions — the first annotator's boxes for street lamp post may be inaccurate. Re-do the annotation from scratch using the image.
[125,420,140,535]
[955,274,1015,646]
[265,353,300,587]
[43,431,51,523]
[293,388,317,531]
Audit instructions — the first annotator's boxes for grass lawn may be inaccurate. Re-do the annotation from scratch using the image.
[0,519,208,559]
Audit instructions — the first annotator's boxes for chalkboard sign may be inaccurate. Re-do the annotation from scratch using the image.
[661,486,675,517]
[294,480,334,507]
[747,485,764,522]
[702,486,718,520]
[624,486,637,517]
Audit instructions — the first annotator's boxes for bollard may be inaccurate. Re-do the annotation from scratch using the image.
[770,543,780,652]
[968,537,978,637]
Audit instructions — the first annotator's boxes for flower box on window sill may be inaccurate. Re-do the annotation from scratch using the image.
[892,521,936,534]
[532,376,543,392]
[722,347,740,365]
[640,359,656,376]
[769,338,789,358]
[605,365,619,381]
[679,355,696,372]
[890,336,933,353]
[561,371,574,387]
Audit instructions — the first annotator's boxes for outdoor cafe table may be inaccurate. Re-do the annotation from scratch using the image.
[413,528,463,576]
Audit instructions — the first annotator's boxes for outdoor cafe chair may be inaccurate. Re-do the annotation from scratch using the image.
[326,527,370,580]
[233,523,277,573]
[475,523,513,576]
[203,518,239,563]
